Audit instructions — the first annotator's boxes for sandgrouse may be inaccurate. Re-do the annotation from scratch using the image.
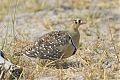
[23,19,85,60]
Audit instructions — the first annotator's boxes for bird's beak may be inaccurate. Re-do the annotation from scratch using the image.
[80,20,86,25]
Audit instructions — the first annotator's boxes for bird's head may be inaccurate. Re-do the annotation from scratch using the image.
[73,19,86,30]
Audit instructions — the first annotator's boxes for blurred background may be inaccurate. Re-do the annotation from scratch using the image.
[0,0,120,80]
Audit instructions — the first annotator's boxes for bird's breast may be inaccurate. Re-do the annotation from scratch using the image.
[62,43,76,58]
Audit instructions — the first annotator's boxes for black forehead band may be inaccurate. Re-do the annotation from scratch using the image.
[74,20,81,24]
[78,20,81,23]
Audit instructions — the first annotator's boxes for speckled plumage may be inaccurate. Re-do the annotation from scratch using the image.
[24,31,77,60]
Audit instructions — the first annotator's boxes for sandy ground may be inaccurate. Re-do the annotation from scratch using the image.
[0,0,120,80]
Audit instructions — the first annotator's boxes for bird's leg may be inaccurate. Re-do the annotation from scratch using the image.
[54,60,62,69]
[54,54,65,69]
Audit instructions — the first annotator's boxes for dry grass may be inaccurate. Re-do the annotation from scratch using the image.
[0,0,10,21]
[0,0,120,80]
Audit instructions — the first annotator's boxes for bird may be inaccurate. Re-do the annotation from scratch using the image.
[23,19,85,60]
[0,50,22,79]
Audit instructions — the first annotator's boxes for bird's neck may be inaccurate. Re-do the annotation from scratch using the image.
[67,26,80,48]
[67,24,79,36]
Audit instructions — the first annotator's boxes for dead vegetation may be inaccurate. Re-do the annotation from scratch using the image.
[0,0,120,80]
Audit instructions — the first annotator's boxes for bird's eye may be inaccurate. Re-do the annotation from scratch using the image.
[74,20,78,24]
[75,21,77,24]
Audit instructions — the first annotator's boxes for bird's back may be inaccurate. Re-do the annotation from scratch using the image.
[24,31,77,60]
